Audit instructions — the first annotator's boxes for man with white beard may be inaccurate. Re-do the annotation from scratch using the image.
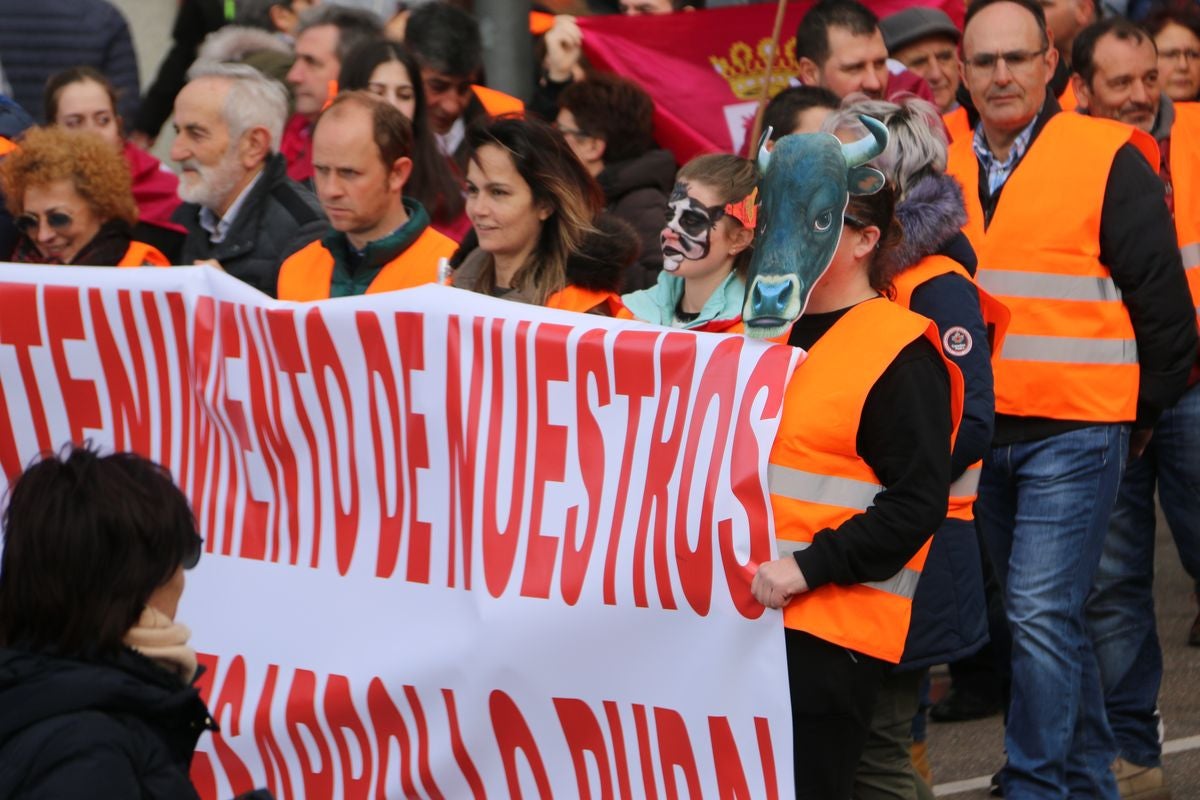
[170,62,325,296]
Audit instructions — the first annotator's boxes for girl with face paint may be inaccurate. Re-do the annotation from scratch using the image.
[619,154,758,332]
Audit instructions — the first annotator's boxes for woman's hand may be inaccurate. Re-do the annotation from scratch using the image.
[751,556,809,609]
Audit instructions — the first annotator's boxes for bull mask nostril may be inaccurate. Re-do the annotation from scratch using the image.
[752,281,793,316]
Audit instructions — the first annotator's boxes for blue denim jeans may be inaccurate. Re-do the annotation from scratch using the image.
[1086,382,1200,768]
[976,424,1128,800]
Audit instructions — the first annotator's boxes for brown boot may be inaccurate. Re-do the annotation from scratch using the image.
[1112,757,1172,800]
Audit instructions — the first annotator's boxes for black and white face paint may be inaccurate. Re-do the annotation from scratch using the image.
[660,182,726,272]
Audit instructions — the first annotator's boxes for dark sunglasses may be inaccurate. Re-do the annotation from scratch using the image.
[14,211,73,235]
[183,532,204,571]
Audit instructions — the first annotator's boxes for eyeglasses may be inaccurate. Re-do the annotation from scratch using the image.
[183,532,204,571]
[14,211,73,235]
[554,123,591,139]
[844,213,869,229]
[964,48,1048,73]
[1159,48,1200,63]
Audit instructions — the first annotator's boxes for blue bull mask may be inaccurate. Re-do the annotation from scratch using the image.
[742,115,889,340]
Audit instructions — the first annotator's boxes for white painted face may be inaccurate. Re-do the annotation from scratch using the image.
[660,182,726,272]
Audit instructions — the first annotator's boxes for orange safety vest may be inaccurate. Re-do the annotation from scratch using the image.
[471,84,524,117]
[891,254,1010,522]
[947,112,1158,423]
[116,241,170,267]
[546,284,623,315]
[1059,81,1078,112]
[277,227,458,301]
[943,106,970,145]
[768,298,964,663]
[0,137,17,157]
[1169,102,1200,329]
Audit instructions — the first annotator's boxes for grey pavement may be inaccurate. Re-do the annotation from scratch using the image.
[928,517,1200,798]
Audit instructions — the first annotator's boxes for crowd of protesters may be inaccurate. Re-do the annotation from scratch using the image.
[0,0,1198,798]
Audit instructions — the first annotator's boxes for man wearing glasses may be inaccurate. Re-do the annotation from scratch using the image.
[946,0,1197,797]
[1071,17,1200,799]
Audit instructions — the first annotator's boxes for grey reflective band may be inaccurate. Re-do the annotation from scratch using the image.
[1181,242,1200,269]
[949,467,981,497]
[979,270,1123,302]
[1000,334,1137,365]
[768,464,882,510]
[775,538,920,599]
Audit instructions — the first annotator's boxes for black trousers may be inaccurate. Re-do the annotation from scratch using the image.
[786,629,888,800]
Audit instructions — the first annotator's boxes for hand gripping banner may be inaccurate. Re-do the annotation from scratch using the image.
[0,265,802,798]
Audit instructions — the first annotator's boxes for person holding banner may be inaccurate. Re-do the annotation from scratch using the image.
[0,446,214,798]
[451,115,636,315]
[821,96,999,800]
[620,153,756,332]
[276,91,459,300]
[0,125,169,267]
[750,180,962,799]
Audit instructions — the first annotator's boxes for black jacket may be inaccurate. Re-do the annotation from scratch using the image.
[174,153,327,298]
[133,0,230,139]
[597,149,676,293]
[0,647,214,799]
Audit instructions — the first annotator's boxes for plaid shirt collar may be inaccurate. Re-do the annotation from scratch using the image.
[972,116,1038,196]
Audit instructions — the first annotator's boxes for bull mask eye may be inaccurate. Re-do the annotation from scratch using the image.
[813,211,833,232]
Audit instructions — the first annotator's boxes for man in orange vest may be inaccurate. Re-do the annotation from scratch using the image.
[276,91,457,300]
[1071,18,1200,798]
[947,0,1197,796]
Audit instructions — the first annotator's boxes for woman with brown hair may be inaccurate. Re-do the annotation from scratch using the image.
[0,126,169,267]
[450,115,637,314]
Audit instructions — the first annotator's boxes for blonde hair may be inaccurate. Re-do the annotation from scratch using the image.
[0,126,137,225]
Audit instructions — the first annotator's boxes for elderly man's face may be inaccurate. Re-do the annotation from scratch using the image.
[962,2,1057,136]
[170,78,248,215]
[893,35,961,112]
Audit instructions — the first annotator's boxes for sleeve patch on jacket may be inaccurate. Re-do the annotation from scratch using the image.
[942,326,973,357]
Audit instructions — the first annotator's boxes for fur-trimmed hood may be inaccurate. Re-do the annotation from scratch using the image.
[883,172,968,274]
[196,26,292,64]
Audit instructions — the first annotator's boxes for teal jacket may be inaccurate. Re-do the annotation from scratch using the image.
[620,269,745,332]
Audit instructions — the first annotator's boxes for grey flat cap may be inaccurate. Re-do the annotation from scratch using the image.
[880,7,961,53]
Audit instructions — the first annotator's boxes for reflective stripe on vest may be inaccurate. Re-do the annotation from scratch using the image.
[776,539,922,600]
[1169,103,1200,329]
[946,112,1149,423]
[769,297,964,663]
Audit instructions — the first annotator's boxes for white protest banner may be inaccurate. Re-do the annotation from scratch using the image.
[0,264,802,798]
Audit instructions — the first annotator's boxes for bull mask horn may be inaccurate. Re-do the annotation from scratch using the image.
[841,115,888,168]
[756,126,774,174]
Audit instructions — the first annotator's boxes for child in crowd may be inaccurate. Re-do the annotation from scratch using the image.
[620,153,757,332]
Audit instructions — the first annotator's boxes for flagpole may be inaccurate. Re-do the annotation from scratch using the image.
[749,0,790,151]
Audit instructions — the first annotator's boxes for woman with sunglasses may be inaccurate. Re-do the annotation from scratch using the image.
[620,153,757,332]
[339,39,471,241]
[0,126,170,266]
[44,67,185,260]
[0,445,213,798]
[451,116,638,314]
